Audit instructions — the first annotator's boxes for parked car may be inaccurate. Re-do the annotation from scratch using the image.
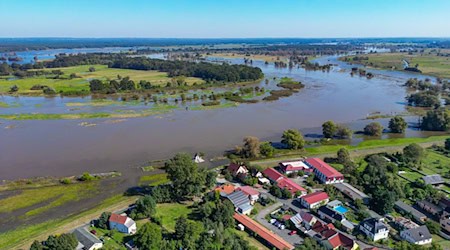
[90,230,97,235]
[270,218,277,224]
[279,224,285,230]
[288,230,297,235]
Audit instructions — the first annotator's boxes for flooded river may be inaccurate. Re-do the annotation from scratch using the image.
[0,50,443,180]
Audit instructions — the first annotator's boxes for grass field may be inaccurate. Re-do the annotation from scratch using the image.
[234,229,269,250]
[399,171,424,181]
[154,203,193,232]
[0,182,99,217]
[421,150,450,176]
[0,64,204,94]
[340,52,450,79]
[138,173,169,186]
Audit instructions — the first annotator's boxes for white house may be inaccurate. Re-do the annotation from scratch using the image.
[400,225,432,245]
[109,213,137,234]
[359,218,389,241]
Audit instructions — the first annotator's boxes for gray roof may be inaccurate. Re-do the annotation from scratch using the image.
[360,218,388,234]
[227,190,250,208]
[73,227,102,250]
[402,225,432,242]
[395,201,427,221]
[238,203,253,212]
[422,174,444,185]
[318,205,345,222]
[333,182,370,203]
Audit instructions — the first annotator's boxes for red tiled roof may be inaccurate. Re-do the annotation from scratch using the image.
[214,184,235,195]
[237,186,260,196]
[305,158,343,178]
[301,191,329,205]
[233,213,294,250]
[109,213,127,224]
[262,168,284,181]
[277,178,306,194]
[327,232,356,250]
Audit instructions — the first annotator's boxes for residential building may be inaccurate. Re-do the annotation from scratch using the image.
[279,160,311,174]
[214,184,235,197]
[290,211,317,231]
[440,207,450,232]
[359,218,389,242]
[276,177,306,197]
[311,221,358,250]
[333,182,370,205]
[395,201,427,223]
[304,158,344,184]
[262,168,284,183]
[394,217,419,230]
[299,191,329,209]
[227,190,253,215]
[400,225,432,245]
[417,200,443,216]
[74,227,103,250]
[109,213,137,234]
[233,213,294,250]
[318,205,354,232]
[236,186,260,203]
[422,174,444,185]
[227,163,249,178]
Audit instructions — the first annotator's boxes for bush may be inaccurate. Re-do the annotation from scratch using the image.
[60,178,71,184]
[79,172,95,181]
[364,122,383,136]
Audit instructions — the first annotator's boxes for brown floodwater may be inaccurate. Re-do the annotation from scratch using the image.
[0,54,442,181]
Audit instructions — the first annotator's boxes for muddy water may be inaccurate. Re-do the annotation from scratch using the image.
[0,53,443,180]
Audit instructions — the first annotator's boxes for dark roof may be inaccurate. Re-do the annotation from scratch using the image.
[360,218,388,234]
[395,201,427,220]
[402,225,432,242]
[318,206,344,222]
[73,227,102,250]
[422,174,444,185]
[227,190,250,208]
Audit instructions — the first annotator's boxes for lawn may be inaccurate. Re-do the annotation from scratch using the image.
[432,234,450,249]
[399,171,424,181]
[154,203,193,232]
[234,229,269,250]
[138,173,169,186]
[421,150,450,176]
[0,182,99,217]
[89,226,127,250]
[0,64,204,94]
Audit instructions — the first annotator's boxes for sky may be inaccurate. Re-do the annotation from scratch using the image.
[0,0,449,38]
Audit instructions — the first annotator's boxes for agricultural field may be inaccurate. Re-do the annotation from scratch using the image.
[0,64,204,94]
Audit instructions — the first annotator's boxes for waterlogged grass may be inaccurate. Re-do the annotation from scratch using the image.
[190,102,239,111]
[154,203,193,232]
[66,99,141,107]
[139,173,169,186]
[0,182,98,216]
[0,102,8,108]
[0,195,137,250]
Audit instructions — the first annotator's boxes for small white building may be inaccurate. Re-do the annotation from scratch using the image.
[74,227,103,250]
[400,225,432,245]
[359,218,389,242]
[109,213,137,234]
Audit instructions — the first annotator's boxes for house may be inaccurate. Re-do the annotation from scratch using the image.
[417,200,443,216]
[233,213,294,250]
[395,201,427,223]
[227,190,253,215]
[318,206,355,232]
[262,168,284,183]
[324,231,359,250]
[276,178,307,197]
[299,191,329,209]
[193,153,205,163]
[236,186,260,203]
[359,218,389,242]
[227,163,249,178]
[440,207,450,232]
[258,176,271,185]
[400,225,432,245]
[422,174,444,185]
[279,160,311,174]
[74,227,103,250]
[290,211,317,230]
[394,217,419,230]
[333,182,370,205]
[109,213,137,234]
[214,184,235,197]
[304,158,344,184]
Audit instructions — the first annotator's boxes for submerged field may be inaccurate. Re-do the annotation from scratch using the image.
[0,64,204,95]
[340,51,450,79]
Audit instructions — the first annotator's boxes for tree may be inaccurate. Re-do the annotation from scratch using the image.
[421,108,450,131]
[281,129,305,150]
[30,241,44,250]
[205,170,217,189]
[131,195,156,219]
[175,216,203,249]
[403,143,425,164]
[9,85,19,92]
[270,185,283,198]
[89,66,96,72]
[364,122,383,136]
[97,211,111,229]
[260,142,275,157]
[389,116,407,133]
[337,148,351,164]
[296,238,325,250]
[44,233,78,250]
[425,220,441,234]
[322,120,337,138]
[134,222,162,250]
[335,125,353,139]
[238,136,260,158]
[445,138,450,151]
[165,153,207,198]
[89,79,104,93]
[281,188,293,199]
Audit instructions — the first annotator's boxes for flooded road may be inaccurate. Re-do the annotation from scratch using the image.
[0,51,442,180]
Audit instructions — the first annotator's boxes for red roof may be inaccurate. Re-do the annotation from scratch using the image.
[233,213,294,250]
[262,168,284,182]
[305,158,343,178]
[327,232,355,249]
[276,178,306,194]
[237,186,260,196]
[109,213,127,224]
[301,191,329,205]
[214,184,235,195]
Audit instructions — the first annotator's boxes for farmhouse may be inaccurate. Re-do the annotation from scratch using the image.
[109,213,137,234]
[304,158,344,184]
[299,191,329,209]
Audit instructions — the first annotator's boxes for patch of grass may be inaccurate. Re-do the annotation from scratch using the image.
[154,203,192,232]
[234,229,270,250]
[432,234,450,249]
[0,182,99,217]
[421,150,450,175]
[140,166,155,172]
[190,102,239,111]
[139,173,169,186]
[399,171,424,181]
[0,102,8,108]
[89,226,127,249]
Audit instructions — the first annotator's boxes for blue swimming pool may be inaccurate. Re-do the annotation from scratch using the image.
[334,205,348,214]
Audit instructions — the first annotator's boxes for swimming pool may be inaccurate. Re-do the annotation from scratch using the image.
[334,205,348,214]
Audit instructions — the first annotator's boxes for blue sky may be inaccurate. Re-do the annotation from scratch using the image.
[0,0,449,38]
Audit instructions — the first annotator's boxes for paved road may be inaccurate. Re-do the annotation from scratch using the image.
[254,202,304,247]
